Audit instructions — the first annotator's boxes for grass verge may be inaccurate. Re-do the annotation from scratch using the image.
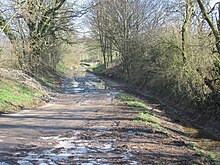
[115,93,137,101]
[116,93,162,130]
[0,79,45,113]
[0,63,68,114]
[57,62,70,73]
[33,65,67,91]
[116,92,220,163]
[83,63,105,75]
[186,142,220,164]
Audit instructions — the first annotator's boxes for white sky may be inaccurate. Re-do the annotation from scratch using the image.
[210,0,220,7]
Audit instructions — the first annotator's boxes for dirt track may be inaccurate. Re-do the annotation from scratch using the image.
[0,69,216,164]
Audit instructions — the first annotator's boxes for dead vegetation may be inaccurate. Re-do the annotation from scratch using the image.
[0,68,48,113]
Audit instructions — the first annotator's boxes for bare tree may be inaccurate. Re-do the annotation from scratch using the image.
[0,0,90,73]
[197,0,220,55]
[182,0,195,64]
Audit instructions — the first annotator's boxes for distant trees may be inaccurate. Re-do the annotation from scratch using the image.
[89,0,220,117]
[90,0,167,79]
[0,0,88,74]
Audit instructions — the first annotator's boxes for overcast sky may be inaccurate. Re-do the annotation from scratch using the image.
[210,0,220,7]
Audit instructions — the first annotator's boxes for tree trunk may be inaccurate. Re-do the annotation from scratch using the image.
[197,0,220,55]
[182,0,194,64]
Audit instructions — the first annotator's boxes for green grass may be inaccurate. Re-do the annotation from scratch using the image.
[116,93,163,130]
[115,93,137,101]
[57,62,70,73]
[126,101,145,108]
[92,64,105,74]
[138,112,159,124]
[116,93,145,109]
[186,142,220,163]
[84,63,105,74]
[0,80,44,113]
[37,74,58,88]
[117,94,219,164]
[134,110,161,128]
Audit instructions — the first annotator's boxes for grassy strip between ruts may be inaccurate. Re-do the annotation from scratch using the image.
[186,142,220,164]
[115,93,220,164]
[115,93,162,130]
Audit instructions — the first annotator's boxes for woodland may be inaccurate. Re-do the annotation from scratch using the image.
[88,0,220,118]
[0,0,219,117]
[0,0,220,163]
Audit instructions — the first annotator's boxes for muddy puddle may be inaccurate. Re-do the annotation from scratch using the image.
[91,74,220,158]
[71,68,220,158]
[14,67,219,163]
[125,82,220,158]
[63,72,113,95]
[2,68,220,164]
[17,130,138,165]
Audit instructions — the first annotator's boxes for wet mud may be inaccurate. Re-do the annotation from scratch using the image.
[0,68,219,164]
